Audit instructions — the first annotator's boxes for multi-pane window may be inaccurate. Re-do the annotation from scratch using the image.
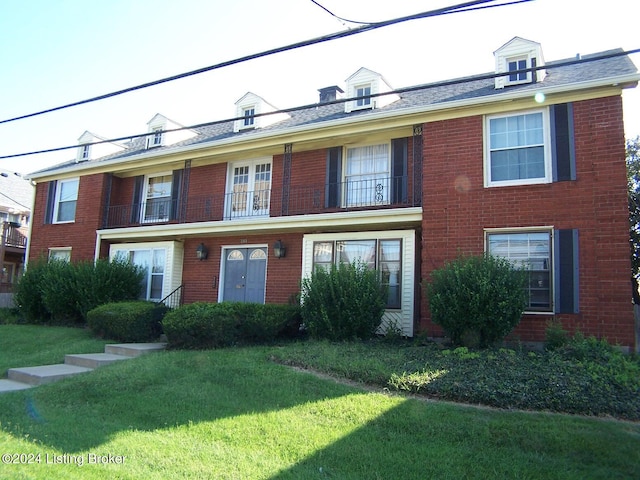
[312,238,402,308]
[81,144,90,160]
[508,58,528,82]
[345,144,389,206]
[487,111,548,185]
[152,127,163,146]
[115,248,166,301]
[487,231,552,311]
[227,160,271,218]
[143,174,172,222]
[243,107,255,127]
[355,85,371,108]
[53,179,79,223]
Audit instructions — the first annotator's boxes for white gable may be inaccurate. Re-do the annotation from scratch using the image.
[344,67,399,113]
[76,131,124,163]
[494,37,546,89]
[233,92,289,133]
[146,113,197,149]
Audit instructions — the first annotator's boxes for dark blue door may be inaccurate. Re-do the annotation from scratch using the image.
[222,247,267,303]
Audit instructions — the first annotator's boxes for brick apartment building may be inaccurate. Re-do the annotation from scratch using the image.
[27,38,640,350]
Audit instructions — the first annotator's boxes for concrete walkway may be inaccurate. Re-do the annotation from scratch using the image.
[0,343,166,394]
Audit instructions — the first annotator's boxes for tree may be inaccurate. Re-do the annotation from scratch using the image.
[627,136,640,304]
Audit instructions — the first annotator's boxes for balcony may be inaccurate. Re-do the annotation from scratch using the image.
[1,222,27,249]
[104,176,419,229]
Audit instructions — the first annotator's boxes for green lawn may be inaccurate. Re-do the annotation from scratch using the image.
[0,325,111,377]
[0,326,638,479]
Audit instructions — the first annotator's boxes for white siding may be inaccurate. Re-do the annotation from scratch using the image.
[302,230,415,337]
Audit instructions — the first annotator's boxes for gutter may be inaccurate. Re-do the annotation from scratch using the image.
[30,72,640,181]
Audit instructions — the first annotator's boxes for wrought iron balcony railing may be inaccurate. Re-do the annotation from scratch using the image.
[104,176,417,229]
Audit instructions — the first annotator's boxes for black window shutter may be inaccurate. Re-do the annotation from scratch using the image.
[551,103,576,182]
[391,137,408,204]
[554,229,579,313]
[44,181,57,224]
[170,169,183,220]
[325,147,342,208]
[130,175,144,223]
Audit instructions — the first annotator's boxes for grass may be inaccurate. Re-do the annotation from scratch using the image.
[0,324,112,377]
[0,326,638,479]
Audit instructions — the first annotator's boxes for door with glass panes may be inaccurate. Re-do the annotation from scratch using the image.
[222,247,267,303]
[226,160,271,219]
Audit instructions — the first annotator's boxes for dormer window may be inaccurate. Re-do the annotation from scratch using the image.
[233,93,289,133]
[354,84,372,109]
[344,68,399,113]
[494,37,546,89]
[242,107,255,128]
[508,57,529,83]
[151,127,163,147]
[80,144,91,161]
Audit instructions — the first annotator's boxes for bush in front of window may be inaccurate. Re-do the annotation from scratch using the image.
[87,301,168,342]
[162,302,302,349]
[426,254,527,348]
[13,258,144,325]
[300,261,386,340]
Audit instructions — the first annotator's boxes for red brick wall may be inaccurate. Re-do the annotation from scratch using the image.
[181,233,302,305]
[419,96,635,348]
[30,173,108,262]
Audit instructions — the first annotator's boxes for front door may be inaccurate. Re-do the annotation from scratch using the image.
[222,247,267,303]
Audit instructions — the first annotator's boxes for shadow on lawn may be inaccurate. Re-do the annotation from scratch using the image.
[0,348,355,453]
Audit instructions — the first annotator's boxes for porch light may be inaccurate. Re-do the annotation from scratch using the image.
[195,243,208,261]
[273,240,286,259]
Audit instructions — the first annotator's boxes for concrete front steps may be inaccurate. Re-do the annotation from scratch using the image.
[0,343,166,394]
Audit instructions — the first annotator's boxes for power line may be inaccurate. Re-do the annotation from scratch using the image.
[1,47,637,162]
[310,0,533,25]
[0,0,528,126]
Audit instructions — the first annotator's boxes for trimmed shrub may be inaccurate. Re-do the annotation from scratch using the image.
[162,302,239,349]
[236,303,302,343]
[14,258,144,325]
[162,302,303,349]
[87,301,168,342]
[300,261,386,340]
[426,254,527,348]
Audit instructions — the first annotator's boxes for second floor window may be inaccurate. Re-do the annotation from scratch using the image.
[53,179,79,223]
[226,160,272,219]
[345,144,390,207]
[144,174,172,222]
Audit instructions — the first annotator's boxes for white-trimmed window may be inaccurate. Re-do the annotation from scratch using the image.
[485,109,551,187]
[508,56,529,83]
[345,143,390,206]
[110,241,183,303]
[242,106,255,128]
[150,127,163,147]
[53,179,79,223]
[225,159,272,219]
[487,230,552,312]
[49,248,71,262]
[143,174,172,223]
[354,84,372,109]
[80,144,91,160]
[311,238,402,309]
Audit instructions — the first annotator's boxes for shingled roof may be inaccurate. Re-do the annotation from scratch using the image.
[31,48,639,177]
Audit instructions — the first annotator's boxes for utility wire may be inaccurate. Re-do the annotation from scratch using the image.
[0,0,526,126]
[310,0,533,25]
[0,191,31,211]
[1,46,637,161]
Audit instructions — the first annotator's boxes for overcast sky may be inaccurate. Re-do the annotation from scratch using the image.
[0,0,639,175]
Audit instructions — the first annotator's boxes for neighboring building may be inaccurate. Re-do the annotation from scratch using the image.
[0,169,33,291]
[27,38,640,350]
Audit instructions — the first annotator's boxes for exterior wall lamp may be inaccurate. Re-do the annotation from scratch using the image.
[273,240,286,259]
[195,243,208,261]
